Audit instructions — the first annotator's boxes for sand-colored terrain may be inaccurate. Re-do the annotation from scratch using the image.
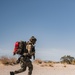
[0,63,75,75]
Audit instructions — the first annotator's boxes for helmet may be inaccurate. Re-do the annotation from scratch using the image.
[30,36,37,41]
[29,36,37,44]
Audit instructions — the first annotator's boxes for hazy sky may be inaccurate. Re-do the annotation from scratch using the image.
[0,0,75,61]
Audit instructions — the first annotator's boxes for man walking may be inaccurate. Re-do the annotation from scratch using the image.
[10,36,37,75]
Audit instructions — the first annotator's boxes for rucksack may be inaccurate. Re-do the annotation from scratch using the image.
[13,41,26,55]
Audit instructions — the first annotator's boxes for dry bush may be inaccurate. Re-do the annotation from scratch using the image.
[0,56,9,65]
[48,63,54,67]
[40,62,54,67]
[0,56,17,65]
[61,60,75,65]
[34,59,43,64]
[71,60,75,65]
[34,59,54,67]
[8,57,17,65]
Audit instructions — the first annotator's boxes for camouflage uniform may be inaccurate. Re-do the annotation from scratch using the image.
[13,45,35,75]
[10,36,37,75]
[14,55,33,75]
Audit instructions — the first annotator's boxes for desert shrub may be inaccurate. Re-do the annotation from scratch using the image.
[48,63,54,67]
[0,56,17,65]
[47,61,53,63]
[40,61,54,67]
[34,59,54,67]
[34,59,42,64]
[8,57,17,65]
[0,56,9,65]
[71,60,75,65]
[60,55,74,64]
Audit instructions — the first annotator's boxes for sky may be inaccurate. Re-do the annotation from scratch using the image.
[0,0,75,61]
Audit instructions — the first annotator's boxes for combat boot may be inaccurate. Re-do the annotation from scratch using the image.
[10,71,14,75]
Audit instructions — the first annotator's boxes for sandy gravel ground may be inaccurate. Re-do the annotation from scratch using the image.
[0,63,75,75]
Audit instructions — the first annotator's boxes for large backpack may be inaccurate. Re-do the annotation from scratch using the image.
[13,41,26,55]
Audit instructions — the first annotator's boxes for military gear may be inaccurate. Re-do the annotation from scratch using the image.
[13,42,19,55]
[29,36,37,45]
[13,45,35,75]
[10,72,14,75]
[13,41,26,55]
[11,36,37,75]
[24,42,35,60]
[13,56,33,75]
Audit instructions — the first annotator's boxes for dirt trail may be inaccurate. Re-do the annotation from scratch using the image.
[0,63,75,75]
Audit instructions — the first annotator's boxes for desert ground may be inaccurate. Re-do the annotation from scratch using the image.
[0,62,75,75]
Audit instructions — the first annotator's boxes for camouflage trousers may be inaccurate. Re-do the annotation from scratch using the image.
[14,57,33,75]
